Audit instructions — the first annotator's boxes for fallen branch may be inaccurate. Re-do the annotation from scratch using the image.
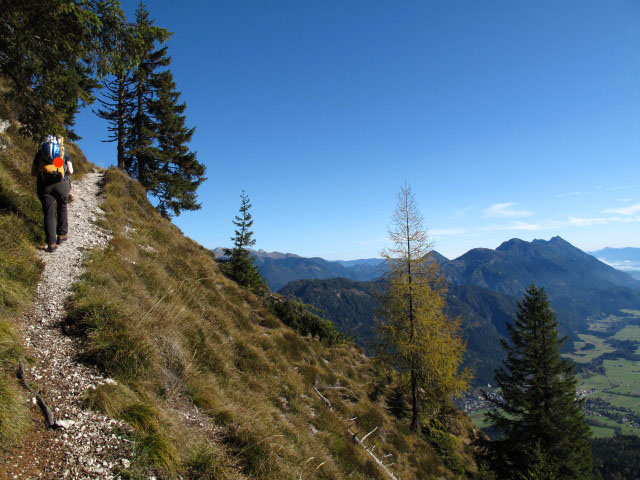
[17,362,56,428]
[348,427,399,480]
[313,386,332,409]
[360,426,378,444]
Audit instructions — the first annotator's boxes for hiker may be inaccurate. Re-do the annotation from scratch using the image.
[31,135,73,252]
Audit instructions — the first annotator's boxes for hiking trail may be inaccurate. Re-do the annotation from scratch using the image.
[0,171,133,480]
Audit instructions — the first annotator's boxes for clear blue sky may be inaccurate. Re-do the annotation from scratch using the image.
[75,0,640,260]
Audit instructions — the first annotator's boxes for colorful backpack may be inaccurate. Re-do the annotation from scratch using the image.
[38,135,66,186]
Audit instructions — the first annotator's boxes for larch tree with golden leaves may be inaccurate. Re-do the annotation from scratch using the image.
[377,184,469,432]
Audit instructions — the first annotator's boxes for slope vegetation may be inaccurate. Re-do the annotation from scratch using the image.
[280,278,516,386]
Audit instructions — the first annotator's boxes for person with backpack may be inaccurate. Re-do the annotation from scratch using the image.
[31,135,74,252]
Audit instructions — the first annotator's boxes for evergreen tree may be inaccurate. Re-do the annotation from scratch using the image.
[95,20,137,170]
[147,69,206,216]
[224,191,266,293]
[0,0,124,139]
[486,285,592,479]
[109,2,205,217]
[125,2,170,185]
[387,383,407,419]
[377,184,469,432]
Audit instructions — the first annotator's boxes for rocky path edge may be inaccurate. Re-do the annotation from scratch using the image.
[0,171,133,480]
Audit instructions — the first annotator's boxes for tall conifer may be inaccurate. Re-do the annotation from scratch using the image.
[377,184,469,432]
[125,3,170,185]
[95,21,137,170]
[486,285,592,479]
[148,69,206,217]
[101,2,205,217]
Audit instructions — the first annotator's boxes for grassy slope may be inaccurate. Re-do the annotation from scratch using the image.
[0,122,479,478]
[68,167,479,479]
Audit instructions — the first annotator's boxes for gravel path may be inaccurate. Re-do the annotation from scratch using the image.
[0,172,133,480]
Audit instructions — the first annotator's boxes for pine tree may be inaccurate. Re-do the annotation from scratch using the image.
[107,2,205,217]
[377,184,469,432]
[224,191,266,293]
[125,2,170,185]
[486,285,592,479]
[147,69,206,217]
[95,20,137,170]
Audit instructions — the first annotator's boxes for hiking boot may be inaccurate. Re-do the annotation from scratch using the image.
[45,244,57,252]
[56,234,68,245]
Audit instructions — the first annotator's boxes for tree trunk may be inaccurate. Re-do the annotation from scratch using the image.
[116,76,125,170]
[410,368,418,432]
[136,83,143,181]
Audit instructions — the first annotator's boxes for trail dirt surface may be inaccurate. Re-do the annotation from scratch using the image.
[0,172,133,480]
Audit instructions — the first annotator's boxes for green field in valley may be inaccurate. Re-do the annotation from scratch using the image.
[470,310,640,439]
[563,334,615,363]
[576,309,640,439]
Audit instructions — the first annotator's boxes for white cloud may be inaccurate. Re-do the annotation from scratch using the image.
[604,204,640,216]
[568,216,610,226]
[484,202,533,218]
[598,259,640,272]
[568,215,640,226]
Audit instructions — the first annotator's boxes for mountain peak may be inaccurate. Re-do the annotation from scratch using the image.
[549,235,570,245]
[497,236,574,253]
[495,238,529,252]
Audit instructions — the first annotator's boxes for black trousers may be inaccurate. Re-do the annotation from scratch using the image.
[38,180,70,245]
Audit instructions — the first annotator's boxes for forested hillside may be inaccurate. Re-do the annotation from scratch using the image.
[280,278,516,386]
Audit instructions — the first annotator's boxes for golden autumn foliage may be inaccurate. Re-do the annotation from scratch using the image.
[378,184,470,432]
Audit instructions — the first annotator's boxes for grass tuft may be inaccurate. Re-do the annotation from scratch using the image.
[185,443,231,480]
[0,375,29,446]
[136,432,179,472]
[84,382,138,418]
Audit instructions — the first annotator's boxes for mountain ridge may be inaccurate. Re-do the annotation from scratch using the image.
[280,237,640,386]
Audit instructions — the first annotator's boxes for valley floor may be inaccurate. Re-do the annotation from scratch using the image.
[466,309,640,439]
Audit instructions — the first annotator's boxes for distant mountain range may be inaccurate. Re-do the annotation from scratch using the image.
[441,236,640,334]
[589,247,640,280]
[276,237,640,386]
[213,248,384,290]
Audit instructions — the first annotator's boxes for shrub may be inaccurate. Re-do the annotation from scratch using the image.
[264,295,346,345]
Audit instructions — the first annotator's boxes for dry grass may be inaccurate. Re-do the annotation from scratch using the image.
[64,167,480,479]
[0,125,44,448]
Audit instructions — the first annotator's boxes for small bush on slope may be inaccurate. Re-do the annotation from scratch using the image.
[65,166,480,480]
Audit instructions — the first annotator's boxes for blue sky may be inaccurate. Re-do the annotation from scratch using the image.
[75,0,640,260]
